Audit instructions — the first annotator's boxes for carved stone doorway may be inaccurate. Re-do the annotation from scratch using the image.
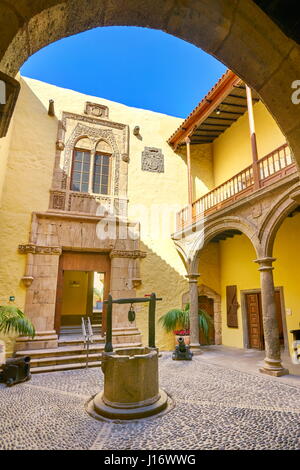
[55,251,111,336]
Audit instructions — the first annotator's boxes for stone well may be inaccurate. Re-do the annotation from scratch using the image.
[88,346,168,420]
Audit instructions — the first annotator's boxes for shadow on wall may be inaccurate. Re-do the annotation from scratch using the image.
[135,240,221,351]
[135,240,188,351]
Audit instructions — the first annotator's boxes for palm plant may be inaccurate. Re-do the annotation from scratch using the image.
[159,302,213,342]
[0,305,35,338]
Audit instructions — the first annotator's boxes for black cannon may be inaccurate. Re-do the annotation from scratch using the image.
[172,337,193,361]
[0,356,31,386]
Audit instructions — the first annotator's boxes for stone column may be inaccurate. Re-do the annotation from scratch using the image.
[186,273,201,354]
[255,257,288,376]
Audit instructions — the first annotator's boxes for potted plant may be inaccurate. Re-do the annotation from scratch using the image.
[159,303,213,345]
[0,305,35,339]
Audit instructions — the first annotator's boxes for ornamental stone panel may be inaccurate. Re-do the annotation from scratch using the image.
[141,147,164,173]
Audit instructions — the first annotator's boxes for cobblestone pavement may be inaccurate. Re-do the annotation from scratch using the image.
[1,353,300,450]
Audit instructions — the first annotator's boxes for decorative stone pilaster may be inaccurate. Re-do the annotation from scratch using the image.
[16,244,62,351]
[254,257,289,377]
[186,273,201,354]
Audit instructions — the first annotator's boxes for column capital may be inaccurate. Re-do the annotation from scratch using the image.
[254,257,276,271]
[186,273,200,282]
[184,136,191,144]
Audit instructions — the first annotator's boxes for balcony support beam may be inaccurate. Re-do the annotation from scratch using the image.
[185,136,193,222]
[246,85,260,189]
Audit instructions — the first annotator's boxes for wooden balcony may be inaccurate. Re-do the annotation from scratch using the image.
[176,143,297,230]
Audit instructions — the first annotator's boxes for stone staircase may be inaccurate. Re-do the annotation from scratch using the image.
[14,333,142,374]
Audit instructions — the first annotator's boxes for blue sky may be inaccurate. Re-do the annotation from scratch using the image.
[21,26,226,118]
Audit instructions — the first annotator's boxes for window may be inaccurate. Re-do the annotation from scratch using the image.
[93,153,110,195]
[70,139,112,195]
[71,149,91,192]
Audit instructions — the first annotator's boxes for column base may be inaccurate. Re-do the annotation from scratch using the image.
[189,343,202,355]
[259,357,289,377]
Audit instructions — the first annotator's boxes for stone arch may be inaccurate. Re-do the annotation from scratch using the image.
[188,216,259,273]
[259,183,300,257]
[182,284,222,345]
[1,1,300,167]
[74,136,93,150]
[95,139,113,154]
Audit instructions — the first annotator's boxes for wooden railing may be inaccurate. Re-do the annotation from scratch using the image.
[177,143,296,230]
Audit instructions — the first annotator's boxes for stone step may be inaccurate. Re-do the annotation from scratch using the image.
[30,352,102,368]
[58,335,105,347]
[30,361,102,374]
[15,343,105,359]
[59,325,101,335]
[16,340,142,373]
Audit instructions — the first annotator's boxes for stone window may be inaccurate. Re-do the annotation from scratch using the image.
[93,153,111,194]
[70,137,112,195]
[71,149,91,192]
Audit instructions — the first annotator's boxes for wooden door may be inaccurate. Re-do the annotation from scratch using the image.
[54,251,110,335]
[245,290,284,349]
[245,293,264,350]
[198,296,215,345]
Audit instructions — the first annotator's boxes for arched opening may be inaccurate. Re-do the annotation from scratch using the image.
[190,227,288,354]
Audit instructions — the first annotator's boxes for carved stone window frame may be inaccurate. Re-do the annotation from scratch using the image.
[63,122,121,196]
[50,111,130,214]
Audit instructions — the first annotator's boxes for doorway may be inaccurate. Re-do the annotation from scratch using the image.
[198,295,215,345]
[55,251,110,336]
[244,290,284,350]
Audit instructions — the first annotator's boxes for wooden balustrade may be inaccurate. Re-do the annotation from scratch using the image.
[176,143,296,230]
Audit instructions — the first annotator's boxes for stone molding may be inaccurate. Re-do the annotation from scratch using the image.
[254,257,276,271]
[110,250,147,259]
[18,244,62,255]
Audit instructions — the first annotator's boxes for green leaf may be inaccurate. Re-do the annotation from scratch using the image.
[0,305,35,338]
[159,308,189,332]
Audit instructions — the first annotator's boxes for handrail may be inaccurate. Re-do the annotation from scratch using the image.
[177,143,295,230]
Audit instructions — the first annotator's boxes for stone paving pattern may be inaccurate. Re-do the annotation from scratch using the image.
[1,353,300,450]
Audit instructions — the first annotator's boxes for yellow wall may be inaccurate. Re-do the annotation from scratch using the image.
[213,101,286,187]
[61,271,88,316]
[219,234,260,348]
[273,213,300,354]
[178,143,214,200]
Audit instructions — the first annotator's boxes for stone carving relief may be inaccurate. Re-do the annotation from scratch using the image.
[141,147,164,173]
[18,244,62,255]
[84,101,109,119]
